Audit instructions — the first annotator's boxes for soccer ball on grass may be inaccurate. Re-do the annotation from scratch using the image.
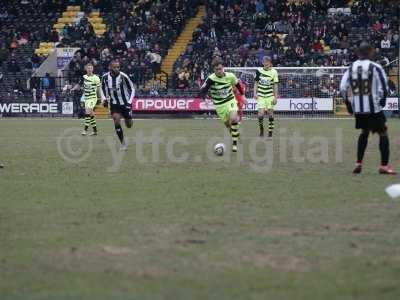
[214,143,225,156]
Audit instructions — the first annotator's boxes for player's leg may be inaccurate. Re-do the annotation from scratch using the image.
[89,101,98,135]
[353,128,369,174]
[216,103,230,131]
[123,107,133,129]
[257,98,266,137]
[216,101,239,152]
[266,99,275,137]
[82,105,91,136]
[80,95,88,135]
[228,102,240,152]
[82,99,97,135]
[377,125,396,174]
[112,111,126,148]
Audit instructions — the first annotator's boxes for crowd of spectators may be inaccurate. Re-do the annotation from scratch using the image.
[0,0,69,70]
[64,0,200,95]
[0,1,66,101]
[173,0,399,92]
[0,0,399,101]
[0,0,200,100]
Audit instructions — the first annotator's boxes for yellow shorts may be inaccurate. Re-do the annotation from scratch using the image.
[257,97,274,110]
[215,100,238,123]
[84,98,97,110]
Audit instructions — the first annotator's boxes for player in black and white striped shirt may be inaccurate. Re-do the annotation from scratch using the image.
[101,60,135,150]
[340,41,396,175]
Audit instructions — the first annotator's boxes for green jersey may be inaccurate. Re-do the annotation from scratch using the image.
[82,74,101,102]
[255,67,279,99]
[200,72,239,105]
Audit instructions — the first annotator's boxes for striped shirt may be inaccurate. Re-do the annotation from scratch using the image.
[255,67,279,99]
[81,74,101,102]
[340,59,388,114]
[101,71,135,106]
[200,72,240,105]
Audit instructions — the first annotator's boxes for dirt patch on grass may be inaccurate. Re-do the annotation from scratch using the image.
[241,252,312,272]
[55,245,134,259]
[262,224,383,237]
[102,245,133,255]
[175,239,207,246]
[50,246,173,278]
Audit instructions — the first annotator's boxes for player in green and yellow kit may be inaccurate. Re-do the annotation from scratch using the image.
[254,56,279,137]
[72,62,102,136]
[198,59,245,152]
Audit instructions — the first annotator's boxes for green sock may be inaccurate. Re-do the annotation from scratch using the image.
[258,117,264,133]
[90,116,97,132]
[231,122,240,145]
[84,114,90,131]
[268,117,274,134]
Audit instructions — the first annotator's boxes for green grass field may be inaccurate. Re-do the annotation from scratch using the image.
[1,118,400,300]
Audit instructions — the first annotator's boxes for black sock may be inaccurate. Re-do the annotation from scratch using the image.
[90,116,97,132]
[379,135,389,166]
[357,132,369,163]
[84,114,90,131]
[115,123,124,144]
[268,117,274,133]
[258,117,264,133]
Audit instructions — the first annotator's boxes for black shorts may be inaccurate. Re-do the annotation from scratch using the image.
[110,105,132,120]
[355,111,387,133]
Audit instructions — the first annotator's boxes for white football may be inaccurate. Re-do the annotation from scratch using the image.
[214,143,225,156]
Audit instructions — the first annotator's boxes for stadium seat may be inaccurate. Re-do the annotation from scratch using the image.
[92,23,106,30]
[88,17,102,23]
[67,6,80,12]
[94,29,106,36]
[87,11,107,37]
[53,23,64,30]
[62,11,77,18]
[323,46,331,54]
[90,11,100,17]
[58,17,74,24]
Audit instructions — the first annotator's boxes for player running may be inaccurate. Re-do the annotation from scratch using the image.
[340,41,396,175]
[71,62,102,136]
[101,60,135,151]
[254,56,279,137]
[233,80,246,122]
[198,59,245,152]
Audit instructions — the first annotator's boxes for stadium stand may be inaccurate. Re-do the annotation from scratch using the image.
[0,0,398,103]
[173,0,399,90]
[63,0,201,95]
[0,0,65,102]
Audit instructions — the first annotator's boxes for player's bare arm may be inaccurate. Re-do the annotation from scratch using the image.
[198,79,212,101]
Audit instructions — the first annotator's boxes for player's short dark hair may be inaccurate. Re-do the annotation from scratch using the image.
[357,41,374,59]
[109,59,120,66]
[85,62,93,67]
[212,58,223,69]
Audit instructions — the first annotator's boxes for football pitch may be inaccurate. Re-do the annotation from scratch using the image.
[1,118,400,300]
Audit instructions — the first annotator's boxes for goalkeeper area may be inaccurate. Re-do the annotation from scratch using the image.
[1,118,400,299]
